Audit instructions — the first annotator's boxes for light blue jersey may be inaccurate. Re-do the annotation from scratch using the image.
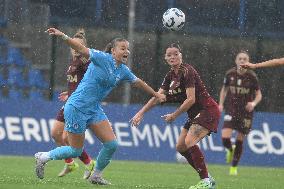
[64,49,138,133]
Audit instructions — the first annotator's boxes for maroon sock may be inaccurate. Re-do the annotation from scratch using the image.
[222,137,233,151]
[189,145,208,179]
[232,140,243,167]
[179,150,196,170]
[79,149,92,165]
[64,158,73,164]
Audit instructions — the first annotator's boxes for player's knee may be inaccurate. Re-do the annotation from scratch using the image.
[176,143,187,153]
[70,147,83,158]
[103,140,118,153]
[185,137,197,149]
[51,130,63,144]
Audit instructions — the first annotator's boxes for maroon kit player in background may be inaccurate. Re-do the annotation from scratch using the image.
[219,51,262,176]
[131,43,220,189]
[51,29,94,179]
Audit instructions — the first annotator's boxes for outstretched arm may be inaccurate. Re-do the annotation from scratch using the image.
[162,87,195,123]
[46,28,90,59]
[241,58,284,69]
[130,88,165,127]
[132,79,166,102]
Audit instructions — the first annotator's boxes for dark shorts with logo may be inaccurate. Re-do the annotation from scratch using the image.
[222,115,253,135]
[183,104,220,133]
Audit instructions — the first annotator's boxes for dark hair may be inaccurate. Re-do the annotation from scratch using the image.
[237,50,250,57]
[73,28,87,46]
[166,43,182,53]
[104,38,128,54]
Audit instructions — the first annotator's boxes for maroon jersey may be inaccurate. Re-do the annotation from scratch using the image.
[161,63,217,120]
[66,56,90,96]
[56,56,90,122]
[223,67,260,118]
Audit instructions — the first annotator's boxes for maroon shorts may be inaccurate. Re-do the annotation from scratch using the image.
[55,107,65,122]
[223,115,253,135]
[183,104,220,133]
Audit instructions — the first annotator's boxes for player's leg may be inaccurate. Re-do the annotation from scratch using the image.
[230,132,245,176]
[35,132,84,179]
[51,114,79,177]
[59,129,94,179]
[221,127,235,164]
[88,120,117,185]
[185,124,213,189]
[185,107,220,189]
[78,144,95,179]
[57,130,79,177]
[35,104,86,179]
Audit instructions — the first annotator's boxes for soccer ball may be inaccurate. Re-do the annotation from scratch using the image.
[162,8,185,31]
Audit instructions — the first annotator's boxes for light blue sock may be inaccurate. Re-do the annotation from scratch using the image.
[48,146,83,160]
[95,140,118,171]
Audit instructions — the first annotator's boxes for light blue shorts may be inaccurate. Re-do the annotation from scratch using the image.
[63,103,108,134]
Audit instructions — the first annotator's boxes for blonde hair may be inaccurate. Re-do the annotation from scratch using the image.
[73,28,87,46]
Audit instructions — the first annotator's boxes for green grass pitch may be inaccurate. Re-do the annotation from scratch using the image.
[0,156,283,189]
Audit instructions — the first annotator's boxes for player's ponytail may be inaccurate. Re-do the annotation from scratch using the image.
[104,42,113,54]
[73,28,87,46]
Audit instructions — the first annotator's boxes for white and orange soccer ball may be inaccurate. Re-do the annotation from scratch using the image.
[162,8,185,31]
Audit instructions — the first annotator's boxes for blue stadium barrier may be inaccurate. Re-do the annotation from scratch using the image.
[0,73,7,86]
[8,89,24,100]
[0,36,8,45]
[29,90,44,100]
[0,99,283,167]
[7,67,28,88]
[28,68,48,89]
[6,47,26,67]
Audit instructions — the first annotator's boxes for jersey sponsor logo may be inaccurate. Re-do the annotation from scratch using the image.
[169,88,182,95]
[229,86,250,95]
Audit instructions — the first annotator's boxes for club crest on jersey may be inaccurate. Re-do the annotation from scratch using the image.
[237,79,242,86]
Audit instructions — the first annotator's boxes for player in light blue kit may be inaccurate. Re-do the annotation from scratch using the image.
[35,28,166,185]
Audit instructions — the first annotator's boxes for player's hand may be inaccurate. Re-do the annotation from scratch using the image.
[218,104,224,112]
[246,102,256,112]
[161,113,177,123]
[58,91,68,102]
[155,92,166,103]
[130,112,144,127]
[46,28,64,36]
[240,62,257,69]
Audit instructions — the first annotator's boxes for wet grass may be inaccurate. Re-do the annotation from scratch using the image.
[0,156,283,189]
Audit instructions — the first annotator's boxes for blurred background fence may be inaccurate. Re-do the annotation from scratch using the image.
[0,0,283,112]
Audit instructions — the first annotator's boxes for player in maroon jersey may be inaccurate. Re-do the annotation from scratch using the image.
[241,57,284,69]
[131,43,220,189]
[219,51,262,175]
[50,29,94,179]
